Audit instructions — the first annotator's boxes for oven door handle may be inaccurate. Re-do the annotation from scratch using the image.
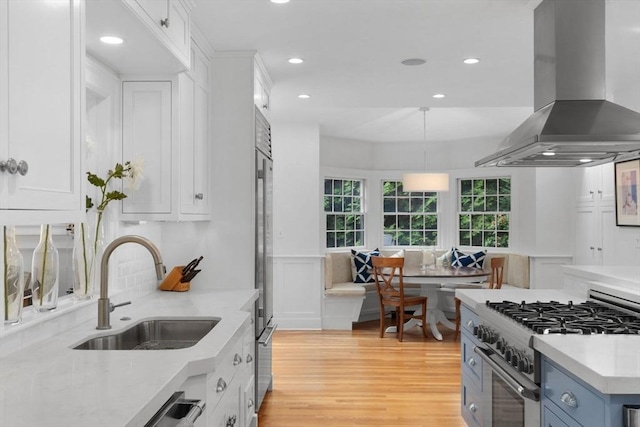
[474,346,540,402]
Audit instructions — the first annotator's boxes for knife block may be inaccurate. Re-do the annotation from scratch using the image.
[159,266,190,292]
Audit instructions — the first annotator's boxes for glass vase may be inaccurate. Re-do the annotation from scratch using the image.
[31,224,59,312]
[3,226,25,324]
[72,209,105,300]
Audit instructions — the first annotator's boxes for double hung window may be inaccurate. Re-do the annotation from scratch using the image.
[324,178,364,248]
[382,180,438,246]
[458,178,511,247]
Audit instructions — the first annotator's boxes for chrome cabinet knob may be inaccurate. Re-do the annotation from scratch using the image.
[466,320,474,328]
[0,158,28,175]
[247,398,254,409]
[233,353,243,366]
[216,377,227,393]
[560,391,578,408]
[195,193,204,200]
[467,357,476,367]
[468,403,477,413]
[160,17,169,27]
[246,354,253,363]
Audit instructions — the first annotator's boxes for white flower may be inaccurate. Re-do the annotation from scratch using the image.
[125,156,145,191]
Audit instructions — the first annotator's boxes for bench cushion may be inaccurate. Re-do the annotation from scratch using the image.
[325,282,366,296]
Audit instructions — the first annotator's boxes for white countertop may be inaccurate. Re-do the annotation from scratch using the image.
[456,287,640,395]
[562,265,640,289]
[0,288,258,427]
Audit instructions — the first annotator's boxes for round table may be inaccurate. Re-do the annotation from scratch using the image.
[385,266,490,341]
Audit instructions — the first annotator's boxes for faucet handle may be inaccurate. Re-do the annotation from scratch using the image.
[110,301,132,312]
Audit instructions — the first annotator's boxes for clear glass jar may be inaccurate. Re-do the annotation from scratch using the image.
[3,226,25,324]
[31,224,59,312]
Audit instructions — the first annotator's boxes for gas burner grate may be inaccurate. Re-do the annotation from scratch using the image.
[485,300,640,335]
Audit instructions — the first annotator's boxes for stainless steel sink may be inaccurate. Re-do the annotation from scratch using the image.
[73,317,219,350]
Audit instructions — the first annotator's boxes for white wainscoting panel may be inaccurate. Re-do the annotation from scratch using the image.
[273,255,323,329]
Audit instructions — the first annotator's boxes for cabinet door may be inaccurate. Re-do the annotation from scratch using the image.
[134,0,169,26]
[0,0,81,213]
[166,0,190,58]
[121,81,173,216]
[574,204,599,265]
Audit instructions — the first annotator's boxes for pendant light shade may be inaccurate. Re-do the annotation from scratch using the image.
[402,172,450,192]
[402,107,449,192]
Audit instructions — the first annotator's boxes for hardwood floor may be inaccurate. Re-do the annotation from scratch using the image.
[258,320,467,427]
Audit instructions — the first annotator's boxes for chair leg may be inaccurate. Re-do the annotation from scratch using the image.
[454,297,461,340]
[398,307,404,342]
[379,304,386,338]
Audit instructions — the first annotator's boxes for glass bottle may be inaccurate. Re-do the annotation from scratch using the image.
[3,226,25,324]
[31,224,59,312]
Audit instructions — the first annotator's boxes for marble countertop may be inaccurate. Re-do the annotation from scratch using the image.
[0,288,258,427]
[561,265,640,289]
[456,287,640,395]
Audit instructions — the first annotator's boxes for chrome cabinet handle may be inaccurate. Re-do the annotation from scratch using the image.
[467,357,476,367]
[0,158,28,175]
[246,354,253,363]
[589,246,595,250]
[560,391,578,407]
[468,403,477,413]
[195,193,204,200]
[233,353,242,366]
[160,17,169,27]
[216,378,227,393]
[597,247,602,251]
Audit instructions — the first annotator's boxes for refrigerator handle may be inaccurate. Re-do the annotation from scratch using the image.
[258,323,277,346]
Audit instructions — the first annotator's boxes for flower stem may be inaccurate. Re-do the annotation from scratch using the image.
[3,227,9,321]
[39,225,50,305]
[81,223,89,294]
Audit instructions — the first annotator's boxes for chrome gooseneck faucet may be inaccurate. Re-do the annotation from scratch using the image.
[97,235,165,330]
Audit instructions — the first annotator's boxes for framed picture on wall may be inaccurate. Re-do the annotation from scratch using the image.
[615,158,640,227]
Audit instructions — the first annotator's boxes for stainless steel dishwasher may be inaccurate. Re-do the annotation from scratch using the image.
[145,391,206,427]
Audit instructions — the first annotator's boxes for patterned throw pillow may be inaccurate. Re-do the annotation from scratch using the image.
[451,248,487,268]
[350,248,380,283]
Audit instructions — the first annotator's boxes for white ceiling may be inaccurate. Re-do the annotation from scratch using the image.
[191,0,639,145]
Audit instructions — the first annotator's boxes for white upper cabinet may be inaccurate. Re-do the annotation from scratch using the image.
[85,0,193,75]
[253,57,272,122]
[124,0,192,69]
[120,36,211,221]
[0,0,83,225]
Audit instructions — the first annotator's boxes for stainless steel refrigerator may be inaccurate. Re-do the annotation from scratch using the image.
[255,107,276,410]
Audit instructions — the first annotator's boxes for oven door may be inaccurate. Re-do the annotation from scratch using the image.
[474,346,540,427]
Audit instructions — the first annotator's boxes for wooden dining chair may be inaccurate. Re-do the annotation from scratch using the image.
[454,256,506,339]
[372,256,428,342]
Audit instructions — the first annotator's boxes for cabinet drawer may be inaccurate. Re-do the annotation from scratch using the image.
[462,379,483,427]
[461,306,479,336]
[461,333,483,386]
[543,359,604,427]
[543,404,579,427]
[207,337,243,414]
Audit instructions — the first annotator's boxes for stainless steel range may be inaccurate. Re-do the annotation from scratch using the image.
[468,289,640,427]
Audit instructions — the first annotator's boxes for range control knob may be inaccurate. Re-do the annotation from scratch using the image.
[504,347,513,362]
[519,357,533,374]
[497,338,507,353]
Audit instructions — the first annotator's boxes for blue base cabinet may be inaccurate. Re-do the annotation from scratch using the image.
[541,357,640,427]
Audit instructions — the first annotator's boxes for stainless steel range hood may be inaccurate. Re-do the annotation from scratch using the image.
[476,0,640,168]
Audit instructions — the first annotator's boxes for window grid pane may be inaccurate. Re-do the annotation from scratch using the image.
[324,178,365,248]
[382,180,438,247]
[458,178,510,248]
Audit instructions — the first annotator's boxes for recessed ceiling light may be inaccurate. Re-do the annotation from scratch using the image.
[401,58,426,66]
[288,58,304,64]
[580,158,593,163]
[463,58,480,64]
[100,36,124,45]
[542,151,556,156]
[432,94,446,99]
[271,0,289,3]
[298,94,310,99]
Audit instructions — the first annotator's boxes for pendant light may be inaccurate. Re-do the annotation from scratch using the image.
[402,107,449,192]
